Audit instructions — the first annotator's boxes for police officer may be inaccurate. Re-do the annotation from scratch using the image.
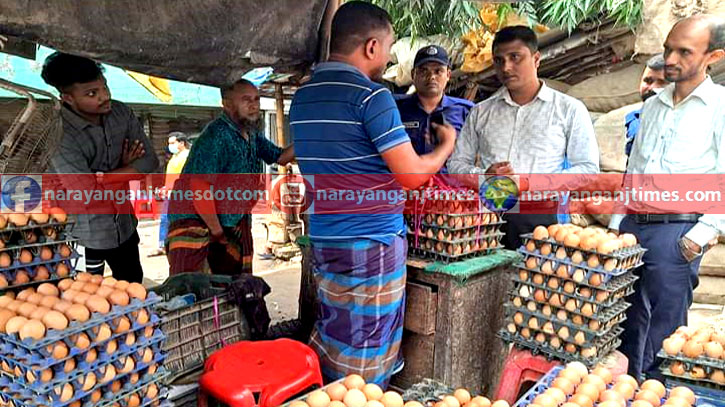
[396,45,473,168]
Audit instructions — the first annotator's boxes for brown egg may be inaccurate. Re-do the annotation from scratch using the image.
[75,272,92,282]
[63,357,76,373]
[690,366,706,379]
[81,372,97,391]
[360,383,381,401]
[9,213,29,227]
[443,396,460,407]
[109,290,130,306]
[55,382,74,402]
[90,390,103,403]
[34,283,59,298]
[588,273,603,287]
[545,388,567,405]
[343,389,367,407]
[711,369,725,384]
[141,347,153,363]
[126,282,147,299]
[135,309,150,324]
[6,300,23,312]
[592,366,613,384]
[532,394,557,407]
[663,336,686,356]
[306,390,331,407]
[74,332,90,349]
[65,304,90,322]
[533,226,549,240]
[85,348,98,363]
[632,400,655,407]
[682,341,704,358]
[101,364,116,383]
[58,244,71,258]
[48,341,69,359]
[612,382,635,400]
[0,295,12,307]
[670,362,686,375]
[119,356,135,373]
[111,379,122,392]
[664,397,690,407]
[18,302,37,318]
[52,299,72,313]
[490,401,509,407]
[0,253,11,268]
[113,316,131,333]
[49,207,67,223]
[115,280,130,291]
[19,319,45,340]
[125,332,136,346]
[81,283,100,294]
[70,281,86,292]
[668,387,695,406]
[93,323,112,342]
[97,285,114,299]
[18,249,33,264]
[704,341,723,358]
[39,295,59,309]
[471,397,491,407]
[55,263,70,277]
[559,368,582,385]
[30,307,50,320]
[584,374,607,392]
[642,380,666,399]
[39,247,53,261]
[33,266,51,281]
[101,277,118,287]
[57,278,73,292]
[454,389,471,406]
[381,392,404,407]
[86,295,111,314]
[599,390,625,405]
[636,390,662,407]
[14,269,30,284]
[615,374,639,390]
[0,309,16,333]
[576,383,600,403]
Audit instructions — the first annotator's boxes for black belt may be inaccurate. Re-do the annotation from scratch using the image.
[632,214,701,224]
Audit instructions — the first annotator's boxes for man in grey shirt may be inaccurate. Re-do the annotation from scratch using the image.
[448,26,599,249]
[42,52,159,283]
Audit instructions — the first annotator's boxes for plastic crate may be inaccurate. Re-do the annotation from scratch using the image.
[151,273,250,382]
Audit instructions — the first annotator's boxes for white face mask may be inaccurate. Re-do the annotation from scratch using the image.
[169,143,179,154]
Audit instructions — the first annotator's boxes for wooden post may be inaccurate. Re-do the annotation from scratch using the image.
[318,0,340,62]
[275,83,287,174]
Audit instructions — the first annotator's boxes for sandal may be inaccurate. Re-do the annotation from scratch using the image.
[147,249,166,257]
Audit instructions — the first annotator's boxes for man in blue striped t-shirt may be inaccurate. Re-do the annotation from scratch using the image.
[290,1,456,386]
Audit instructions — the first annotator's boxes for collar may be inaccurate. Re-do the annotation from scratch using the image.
[61,103,100,130]
[313,61,368,79]
[658,76,716,107]
[413,94,453,112]
[495,80,553,106]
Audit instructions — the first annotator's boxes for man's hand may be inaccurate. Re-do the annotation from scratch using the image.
[431,122,456,147]
[122,139,146,166]
[679,236,702,262]
[210,228,228,245]
[485,161,514,176]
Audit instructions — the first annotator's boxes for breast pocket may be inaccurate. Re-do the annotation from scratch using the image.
[662,120,715,172]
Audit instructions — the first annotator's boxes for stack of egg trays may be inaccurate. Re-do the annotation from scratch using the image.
[1,317,164,393]
[497,326,622,368]
[0,367,169,407]
[513,365,563,407]
[0,239,80,290]
[517,248,635,286]
[407,223,505,241]
[408,233,505,264]
[658,350,725,389]
[520,233,647,277]
[503,302,627,346]
[0,218,74,241]
[511,263,638,309]
[420,212,504,230]
[0,294,162,397]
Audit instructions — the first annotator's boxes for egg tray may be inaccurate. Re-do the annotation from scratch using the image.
[498,326,623,368]
[0,259,78,291]
[0,247,80,275]
[408,232,506,250]
[3,322,163,386]
[504,305,626,347]
[400,378,461,404]
[664,377,725,407]
[511,276,634,311]
[512,365,563,407]
[658,349,725,372]
[661,360,725,389]
[408,238,504,264]
[0,219,73,238]
[0,366,168,407]
[506,290,630,325]
[407,224,505,243]
[518,248,640,283]
[0,292,161,353]
[513,261,638,296]
[0,233,77,252]
[418,215,505,232]
[520,233,647,270]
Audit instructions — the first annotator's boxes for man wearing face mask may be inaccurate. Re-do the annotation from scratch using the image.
[42,52,159,283]
[149,132,190,257]
[166,79,294,275]
[625,54,668,157]
[396,45,473,165]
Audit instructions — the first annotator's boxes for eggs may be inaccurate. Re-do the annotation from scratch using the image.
[19,319,46,340]
[704,341,723,358]
[362,384,382,401]
[327,383,348,401]
[343,389,367,407]
[636,390,661,407]
[668,387,695,405]
[682,340,704,358]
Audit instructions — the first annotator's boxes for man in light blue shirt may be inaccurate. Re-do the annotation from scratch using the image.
[609,15,725,380]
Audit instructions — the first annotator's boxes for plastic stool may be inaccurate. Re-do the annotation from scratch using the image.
[494,347,562,404]
[129,180,159,219]
[199,339,323,407]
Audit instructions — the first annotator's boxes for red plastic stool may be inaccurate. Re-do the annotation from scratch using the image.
[129,180,159,219]
[199,339,323,407]
[494,347,562,404]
